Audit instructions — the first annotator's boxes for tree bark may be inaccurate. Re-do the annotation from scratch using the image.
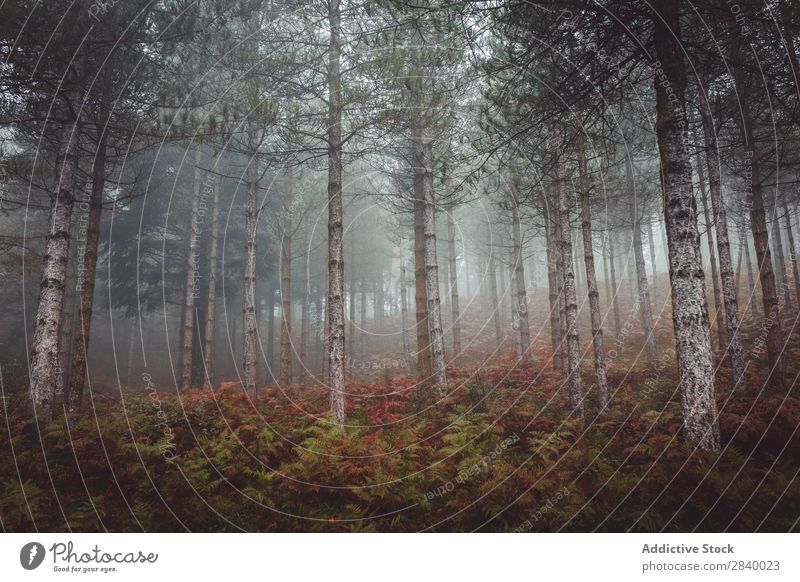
[243,143,259,394]
[652,0,719,450]
[67,127,107,410]
[327,0,346,427]
[510,195,531,363]
[782,201,800,309]
[698,93,745,382]
[556,149,584,422]
[300,255,310,383]
[279,219,293,386]
[543,194,562,372]
[180,150,202,392]
[202,174,220,390]
[446,208,462,361]
[30,114,81,410]
[647,219,658,305]
[399,231,412,371]
[733,67,784,390]
[743,225,759,318]
[696,158,724,350]
[633,215,657,365]
[424,144,447,387]
[608,232,622,338]
[412,131,433,388]
[578,134,609,408]
[488,247,503,348]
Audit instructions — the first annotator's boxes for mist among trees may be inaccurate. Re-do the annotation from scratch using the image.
[1,0,799,532]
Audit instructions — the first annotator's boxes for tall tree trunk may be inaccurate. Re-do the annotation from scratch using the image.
[300,260,310,383]
[446,209,462,361]
[543,195,562,371]
[603,234,612,313]
[652,0,719,450]
[578,135,609,408]
[556,149,584,422]
[30,101,81,411]
[126,319,135,389]
[412,133,433,388]
[488,247,503,348]
[399,231,412,371]
[280,223,292,386]
[782,201,800,309]
[181,150,202,392]
[734,69,784,390]
[743,227,759,318]
[375,264,384,331]
[243,144,259,394]
[647,219,658,305]
[67,128,107,410]
[266,282,276,381]
[327,0,346,427]
[509,251,524,358]
[608,232,622,337]
[360,276,366,361]
[348,242,356,359]
[697,158,724,349]
[698,93,745,382]
[633,216,657,365]
[735,226,745,300]
[202,175,220,390]
[510,196,531,362]
[770,202,788,296]
[315,288,324,378]
[424,144,447,387]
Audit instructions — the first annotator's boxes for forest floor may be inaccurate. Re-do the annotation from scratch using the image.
[2,294,800,532]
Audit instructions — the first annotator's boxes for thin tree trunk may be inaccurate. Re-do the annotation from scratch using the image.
[509,251,524,358]
[399,231,412,371]
[412,132,433,388]
[603,234,612,313]
[556,149,584,422]
[202,172,220,390]
[633,217,657,365]
[544,195,562,372]
[375,264,384,330]
[488,247,503,348]
[126,319,135,389]
[348,242,356,359]
[30,100,81,410]
[360,276,366,361]
[782,201,800,309]
[699,92,745,382]
[697,158,724,349]
[299,252,309,383]
[744,231,759,319]
[279,222,292,386]
[648,219,658,305]
[578,134,609,409]
[181,150,202,392]
[67,128,107,410]
[243,142,259,394]
[327,0,346,427]
[608,233,622,337]
[510,196,531,362]
[734,67,784,390]
[446,208,462,361]
[652,0,719,450]
[735,226,745,300]
[771,202,788,296]
[424,144,447,387]
[266,282,276,381]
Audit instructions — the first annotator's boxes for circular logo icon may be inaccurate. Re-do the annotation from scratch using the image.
[20,542,46,570]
